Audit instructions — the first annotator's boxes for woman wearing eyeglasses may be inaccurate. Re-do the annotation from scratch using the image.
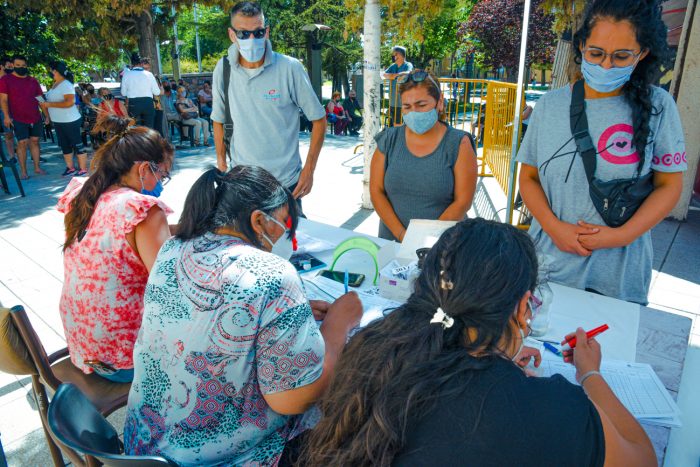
[124,165,362,466]
[370,70,478,241]
[517,0,685,305]
[57,115,174,383]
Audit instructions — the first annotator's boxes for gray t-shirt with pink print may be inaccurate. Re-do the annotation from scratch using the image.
[516,85,686,304]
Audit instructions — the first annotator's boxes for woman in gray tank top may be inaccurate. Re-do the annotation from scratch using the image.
[370,70,477,241]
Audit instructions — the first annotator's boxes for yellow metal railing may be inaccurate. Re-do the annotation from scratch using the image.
[482,81,519,194]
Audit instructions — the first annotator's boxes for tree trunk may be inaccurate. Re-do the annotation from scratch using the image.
[551,38,573,88]
[136,10,160,75]
[362,0,381,209]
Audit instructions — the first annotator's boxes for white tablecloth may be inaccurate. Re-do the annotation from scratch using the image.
[296,219,640,361]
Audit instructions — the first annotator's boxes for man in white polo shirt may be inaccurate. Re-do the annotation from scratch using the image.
[211,1,326,203]
[121,55,161,129]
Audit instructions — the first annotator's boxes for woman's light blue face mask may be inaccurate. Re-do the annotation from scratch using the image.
[580,58,640,93]
[402,107,439,135]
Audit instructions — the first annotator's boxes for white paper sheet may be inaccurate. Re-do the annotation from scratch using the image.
[534,283,640,362]
[397,219,457,261]
[294,230,336,254]
[302,275,402,328]
[541,355,681,427]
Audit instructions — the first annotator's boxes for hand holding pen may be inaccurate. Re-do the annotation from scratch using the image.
[562,327,603,383]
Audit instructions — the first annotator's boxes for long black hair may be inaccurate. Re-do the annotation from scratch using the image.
[176,165,298,248]
[573,0,670,164]
[302,218,538,466]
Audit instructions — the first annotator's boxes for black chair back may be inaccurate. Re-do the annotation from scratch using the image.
[48,384,175,467]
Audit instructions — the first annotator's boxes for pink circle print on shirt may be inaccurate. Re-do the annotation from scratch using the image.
[597,123,639,165]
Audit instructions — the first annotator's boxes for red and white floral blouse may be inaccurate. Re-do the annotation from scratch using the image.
[57,178,172,373]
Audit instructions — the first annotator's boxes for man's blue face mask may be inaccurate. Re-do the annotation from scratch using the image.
[237,38,266,63]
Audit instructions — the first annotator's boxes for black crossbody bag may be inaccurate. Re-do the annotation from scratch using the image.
[569,80,654,227]
[222,55,234,163]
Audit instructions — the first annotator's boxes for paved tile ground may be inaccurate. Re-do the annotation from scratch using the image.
[1,133,698,466]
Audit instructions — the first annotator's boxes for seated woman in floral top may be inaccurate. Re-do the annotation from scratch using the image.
[57,115,173,383]
[124,165,362,466]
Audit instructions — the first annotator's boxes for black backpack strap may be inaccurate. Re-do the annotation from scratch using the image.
[223,55,233,162]
[570,80,597,183]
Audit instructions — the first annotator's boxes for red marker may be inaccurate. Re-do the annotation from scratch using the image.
[561,324,609,351]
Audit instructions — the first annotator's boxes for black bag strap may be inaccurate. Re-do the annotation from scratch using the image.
[223,55,234,162]
[570,80,597,184]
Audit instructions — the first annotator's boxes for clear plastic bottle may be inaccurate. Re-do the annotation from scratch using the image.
[529,253,553,337]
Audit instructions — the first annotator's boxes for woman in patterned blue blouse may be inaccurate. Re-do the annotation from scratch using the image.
[124,165,362,466]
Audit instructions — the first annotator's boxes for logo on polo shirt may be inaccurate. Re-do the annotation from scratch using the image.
[264,89,281,101]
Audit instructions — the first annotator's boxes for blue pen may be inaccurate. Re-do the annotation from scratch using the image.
[343,269,349,294]
[543,342,562,357]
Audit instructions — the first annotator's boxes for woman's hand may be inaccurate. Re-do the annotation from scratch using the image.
[546,220,598,256]
[576,221,632,250]
[562,327,602,382]
[513,345,542,369]
[322,292,362,336]
[309,300,331,321]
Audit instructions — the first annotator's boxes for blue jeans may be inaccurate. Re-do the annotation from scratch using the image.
[94,368,134,383]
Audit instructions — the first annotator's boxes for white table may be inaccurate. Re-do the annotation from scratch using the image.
[297,219,690,465]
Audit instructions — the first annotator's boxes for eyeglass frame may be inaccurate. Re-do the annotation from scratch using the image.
[581,46,645,68]
[147,162,171,186]
[231,27,267,40]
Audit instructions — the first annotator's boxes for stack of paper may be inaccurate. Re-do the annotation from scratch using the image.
[302,275,402,328]
[541,356,682,427]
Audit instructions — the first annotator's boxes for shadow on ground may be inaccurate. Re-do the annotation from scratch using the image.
[0,141,212,229]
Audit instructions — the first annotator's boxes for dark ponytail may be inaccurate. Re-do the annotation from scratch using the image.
[176,165,298,248]
[302,218,538,466]
[573,0,670,167]
[63,117,174,251]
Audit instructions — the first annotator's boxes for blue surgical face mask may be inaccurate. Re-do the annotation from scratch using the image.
[402,108,438,135]
[237,38,266,63]
[581,58,637,93]
[141,164,164,198]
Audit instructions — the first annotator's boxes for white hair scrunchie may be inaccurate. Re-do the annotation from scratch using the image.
[430,307,454,329]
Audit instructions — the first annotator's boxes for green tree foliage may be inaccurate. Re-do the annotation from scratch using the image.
[0,8,57,67]
[408,0,476,68]
[458,0,556,74]
[176,5,230,62]
[541,0,587,35]
[343,0,476,69]
[163,0,365,83]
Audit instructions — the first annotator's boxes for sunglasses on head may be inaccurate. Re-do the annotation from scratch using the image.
[397,70,438,88]
[232,27,266,40]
